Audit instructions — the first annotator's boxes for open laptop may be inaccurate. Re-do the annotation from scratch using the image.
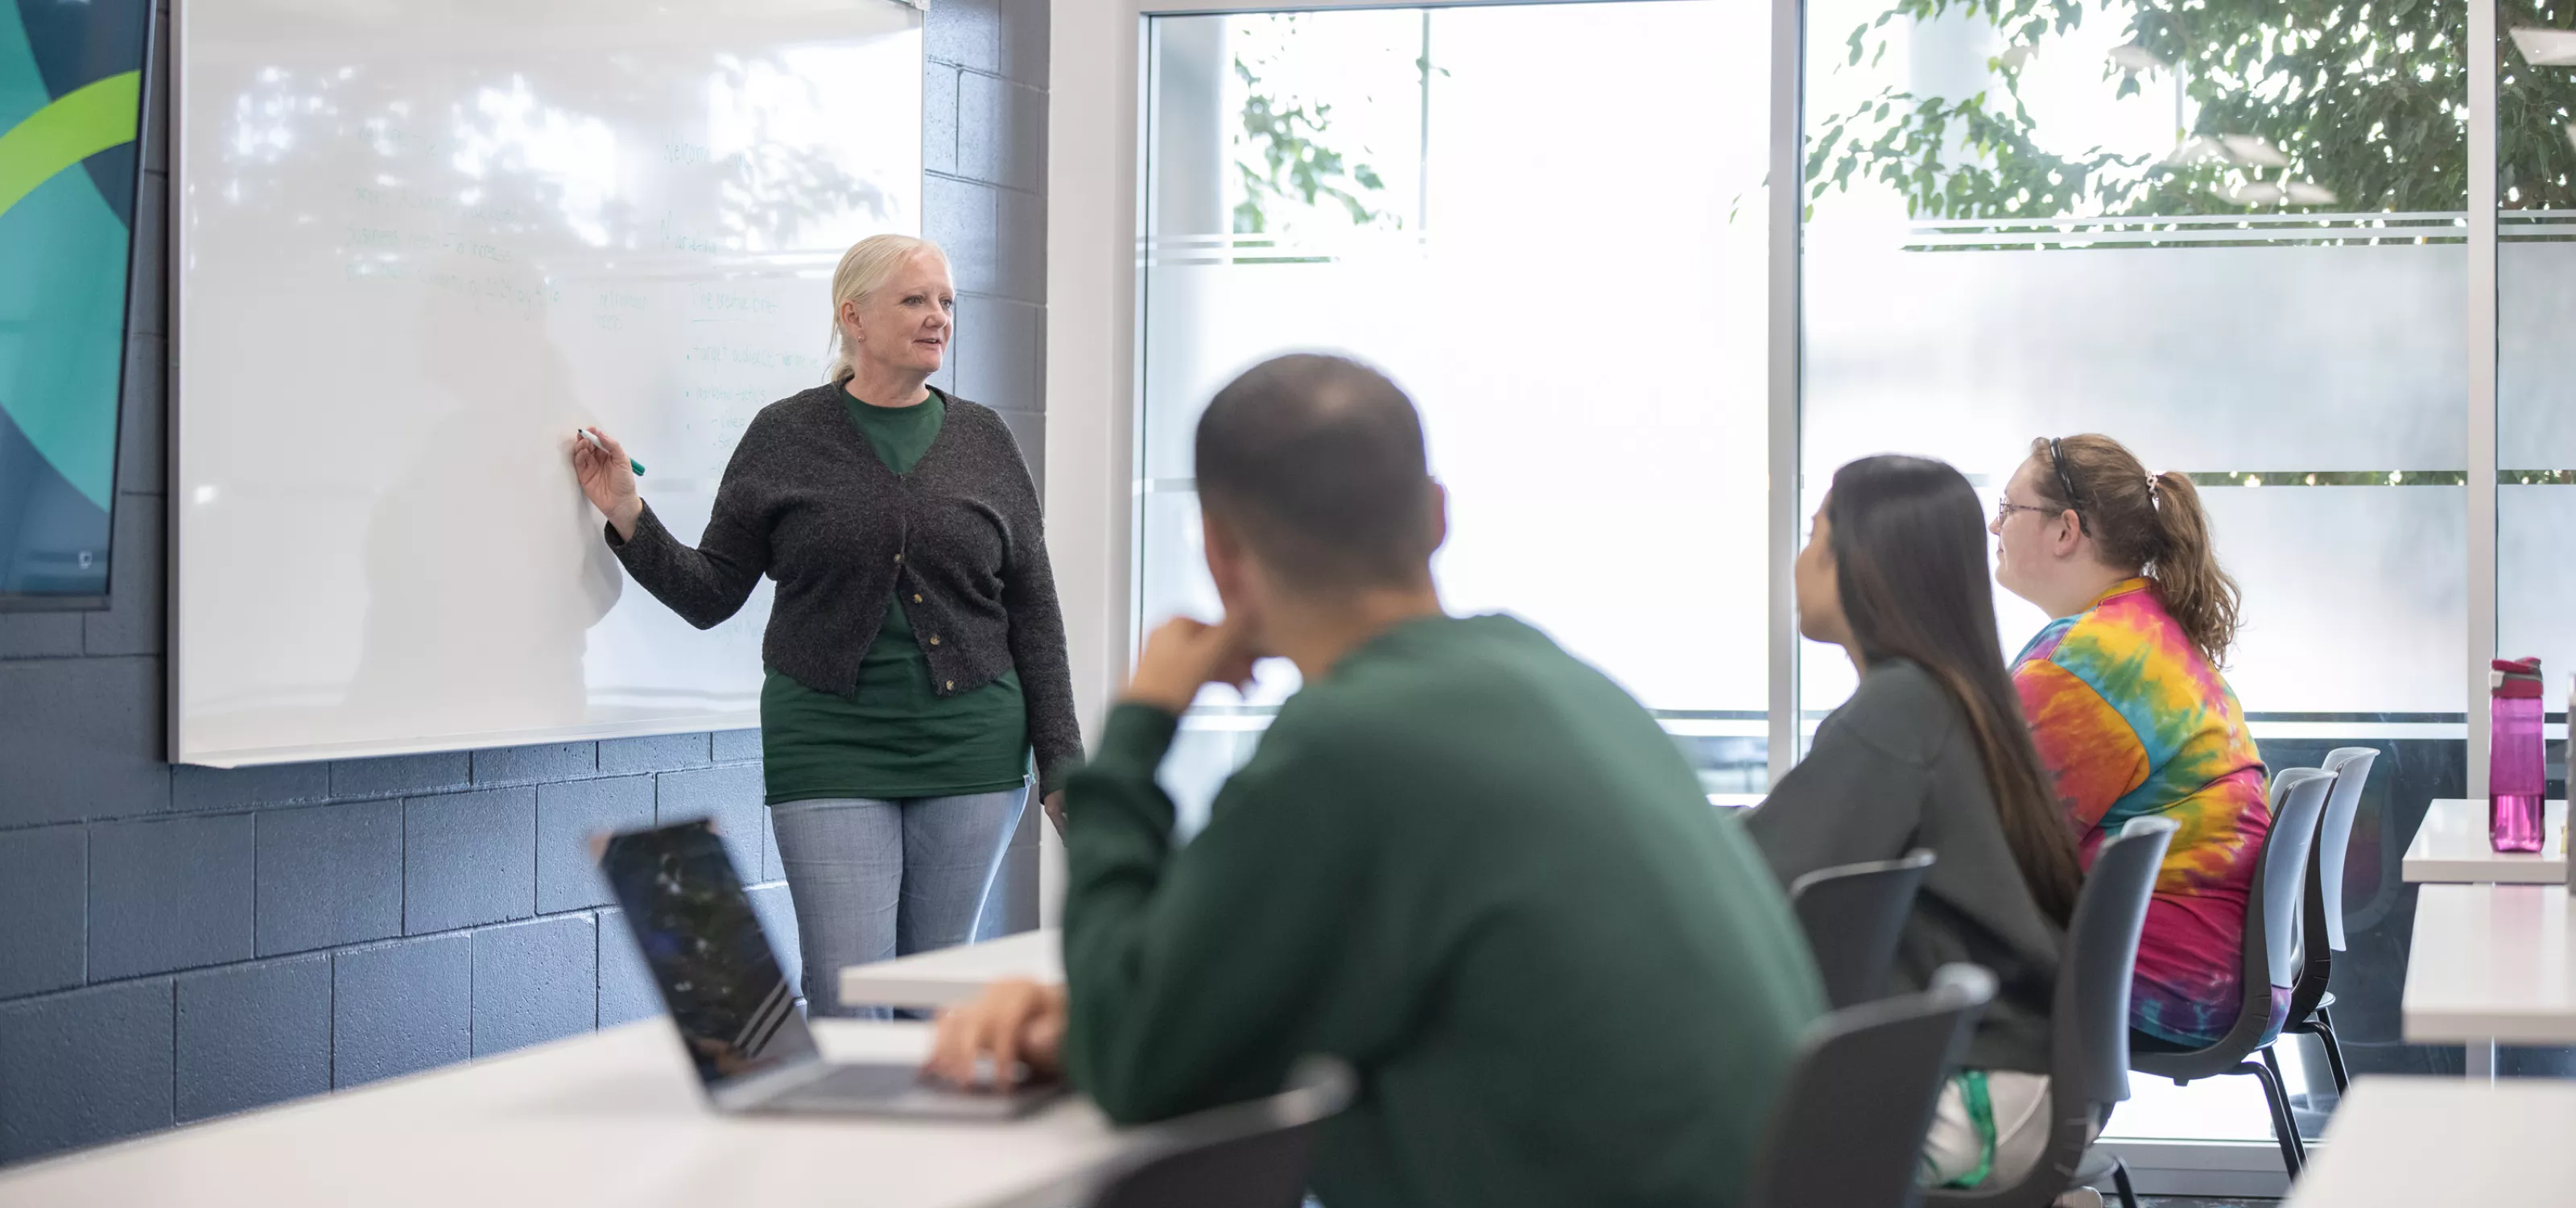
[600,819,1066,1119]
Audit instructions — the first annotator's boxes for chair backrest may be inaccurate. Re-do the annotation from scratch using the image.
[1790,849,1938,1009]
[1746,964,1996,1208]
[2311,747,2380,953]
[2249,767,2338,992]
[1925,819,2170,1208]
[2058,816,2174,1115]
[1084,1057,1357,1208]
[2125,768,2338,1082]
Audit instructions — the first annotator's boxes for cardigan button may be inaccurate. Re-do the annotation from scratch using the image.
[894,552,903,564]
[928,635,941,647]
[912,594,923,604]
[943,681,954,690]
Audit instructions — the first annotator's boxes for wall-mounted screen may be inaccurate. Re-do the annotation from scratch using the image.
[0,0,149,607]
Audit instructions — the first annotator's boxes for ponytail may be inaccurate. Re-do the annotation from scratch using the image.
[2143,470,2242,669]
[2028,436,2243,668]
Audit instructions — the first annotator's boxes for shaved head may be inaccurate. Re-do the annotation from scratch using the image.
[1194,354,1438,592]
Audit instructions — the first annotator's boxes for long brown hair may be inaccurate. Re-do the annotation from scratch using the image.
[2026,434,2242,668]
[1829,456,2083,925]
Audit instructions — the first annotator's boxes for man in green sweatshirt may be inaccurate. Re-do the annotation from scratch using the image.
[923,354,1823,1207]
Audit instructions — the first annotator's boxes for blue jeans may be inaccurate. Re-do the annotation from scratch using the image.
[767,787,1028,1016]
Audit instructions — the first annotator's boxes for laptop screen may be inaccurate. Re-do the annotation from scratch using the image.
[601,821,820,1090]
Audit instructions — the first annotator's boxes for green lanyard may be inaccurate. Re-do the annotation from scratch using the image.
[1946,1070,1998,1189]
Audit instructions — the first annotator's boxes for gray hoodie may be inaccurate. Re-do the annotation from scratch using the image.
[1745,656,2064,1073]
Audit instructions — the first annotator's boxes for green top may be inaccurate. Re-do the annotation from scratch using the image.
[758,387,1029,805]
[1059,614,1823,1208]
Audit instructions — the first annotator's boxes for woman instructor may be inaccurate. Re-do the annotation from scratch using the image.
[572,234,1080,1016]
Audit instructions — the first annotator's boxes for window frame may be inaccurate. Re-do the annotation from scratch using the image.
[1046,0,2515,1183]
[1041,0,2518,855]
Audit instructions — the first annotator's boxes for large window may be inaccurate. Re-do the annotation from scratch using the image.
[1121,0,2567,1170]
[1799,0,2471,723]
[1797,0,2506,1142]
[2496,18,2574,792]
[1137,3,1774,824]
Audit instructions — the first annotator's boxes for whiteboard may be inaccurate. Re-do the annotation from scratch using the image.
[174,0,922,766]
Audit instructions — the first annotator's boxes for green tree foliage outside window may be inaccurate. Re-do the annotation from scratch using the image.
[1808,0,2576,221]
[1232,80,1389,233]
[1228,14,1414,234]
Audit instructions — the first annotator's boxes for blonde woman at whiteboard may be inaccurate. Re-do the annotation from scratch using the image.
[572,234,1080,1016]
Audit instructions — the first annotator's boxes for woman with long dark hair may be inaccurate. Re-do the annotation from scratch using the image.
[1747,454,2082,1190]
[1991,434,2268,1050]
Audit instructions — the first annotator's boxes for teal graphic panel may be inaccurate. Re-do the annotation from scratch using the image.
[0,0,147,601]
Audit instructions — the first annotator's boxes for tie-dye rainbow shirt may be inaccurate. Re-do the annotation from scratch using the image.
[2011,577,2277,1049]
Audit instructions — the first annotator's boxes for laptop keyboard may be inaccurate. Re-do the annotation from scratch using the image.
[774,1062,923,1106]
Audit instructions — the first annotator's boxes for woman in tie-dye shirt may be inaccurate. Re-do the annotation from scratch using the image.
[1990,434,2273,1049]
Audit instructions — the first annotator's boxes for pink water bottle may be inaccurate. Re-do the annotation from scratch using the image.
[2491,657,2546,853]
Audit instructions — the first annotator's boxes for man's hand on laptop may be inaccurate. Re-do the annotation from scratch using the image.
[923,978,1067,1090]
[1124,614,1260,715]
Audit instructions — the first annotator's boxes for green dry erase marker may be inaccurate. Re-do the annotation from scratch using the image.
[577,428,646,476]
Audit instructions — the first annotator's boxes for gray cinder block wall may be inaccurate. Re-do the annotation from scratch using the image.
[0,0,1048,1166]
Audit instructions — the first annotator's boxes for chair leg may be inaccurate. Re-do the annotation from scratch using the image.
[2314,1007,2352,1094]
[2241,1057,2304,1178]
[2258,1045,2310,1165]
[2108,1157,2139,1208]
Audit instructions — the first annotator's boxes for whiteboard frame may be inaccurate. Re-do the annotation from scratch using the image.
[170,0,926,767]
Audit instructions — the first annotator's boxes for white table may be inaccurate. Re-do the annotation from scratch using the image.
[2284,1076,2576,1206]
[2404,883,2576,1078]
[0,1020,1137,1208]
[2403,798,2568,883]
[842,928,1063,1010]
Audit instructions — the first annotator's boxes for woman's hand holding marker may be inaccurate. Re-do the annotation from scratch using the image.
[571,427,646,540]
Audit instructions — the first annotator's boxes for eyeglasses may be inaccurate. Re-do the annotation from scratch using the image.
[1994,497,2060,526]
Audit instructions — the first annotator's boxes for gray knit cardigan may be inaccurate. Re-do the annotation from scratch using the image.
[606,384,1082,795]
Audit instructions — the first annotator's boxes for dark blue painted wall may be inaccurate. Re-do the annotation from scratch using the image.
[0,0,1049,1165]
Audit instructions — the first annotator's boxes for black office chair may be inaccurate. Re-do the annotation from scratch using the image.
[1745,962,1997,1208]
[1073,1057,1356,1208]
[2127,766,2338,1180]
[1927,815,2175,1208]
[1791,849,1938,1008]
[2284,747,2379,1097]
